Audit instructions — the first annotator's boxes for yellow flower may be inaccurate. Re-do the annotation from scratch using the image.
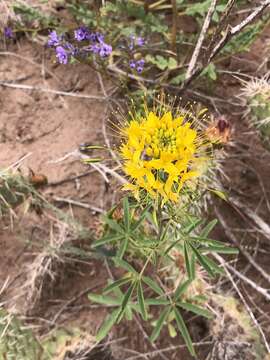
[120,107,211,202]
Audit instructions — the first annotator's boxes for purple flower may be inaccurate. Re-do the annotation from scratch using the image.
[64,42,78,56]
[137,59,145,67]
[129,60,136,69]
[89,43,100,54]
[94,32,105,43]
[55,46,68,64]
[4,27,13,39]
[136,37,145,46]
[74,26,90,42]
[129,35,145,50]
[48,30,62,47]
[99,43,112,57]
[129,59,145,73]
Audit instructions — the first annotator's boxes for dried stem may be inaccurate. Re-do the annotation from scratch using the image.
[183,0,270,89]
[170,0,178,53]
[186,0,218,80]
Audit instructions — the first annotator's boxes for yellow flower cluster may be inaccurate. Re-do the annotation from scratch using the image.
[120,110,207,202]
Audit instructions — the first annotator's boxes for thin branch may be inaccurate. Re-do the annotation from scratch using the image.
[182,0,270,89]
[0,81,109,101]
[213,254,270,301]
[170,0,178,53]
[229,197,270,239]
[53,196,105,214]
[186,0,218,79]
[215,207,270,284]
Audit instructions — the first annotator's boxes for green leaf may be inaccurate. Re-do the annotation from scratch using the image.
[202,256,225,275]
[103,277,131,294]
[182,218,203,235]
[170,73,185,85]
[164,237,182,256]
[174,279,192,300]
[185,0,211,17]
[103,217,125,234]
[200,245,239,254]
[82,157,103,163]
[123,197,130,232]
[174,308,195,356]
[88,293,121,306]
[177,302,213,319]
[96,307,121,341]
[190,253,196,280]
[189,243,215,277]
[184,242,193,279]
[137,281,147,320]
[168,323,177,338]
[145,298,171,306]
[132,205,151,231]
[150,306,171,342]
[114,258,137,274]
[92,235,124,247]
[119,282,136,319]
[168,57,177,69]
[200,219,218,238]
[142,276,164,296]
[117,236,128,259]
[125,305,133,321]
[201,63,217,81]
[209,188,227,201]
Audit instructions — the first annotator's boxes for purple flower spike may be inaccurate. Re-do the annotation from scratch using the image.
[74,26,89,41]
[55,46,69,64]
[4,27,13,39]
[48,30,62,47]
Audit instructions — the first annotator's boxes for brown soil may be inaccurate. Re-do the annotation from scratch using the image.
[0,21,270,360]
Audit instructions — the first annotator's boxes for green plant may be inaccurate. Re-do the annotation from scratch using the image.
[89,197,237,356]
[241,77,270,150]
[0,308,42,359]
